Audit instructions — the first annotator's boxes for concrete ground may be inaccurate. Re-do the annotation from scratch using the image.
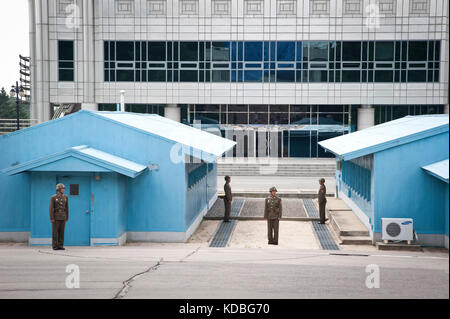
[0,243,448,299]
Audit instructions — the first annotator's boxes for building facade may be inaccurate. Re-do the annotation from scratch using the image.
[28,0,449,157]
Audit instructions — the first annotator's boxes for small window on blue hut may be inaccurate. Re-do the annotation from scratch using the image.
[70,184,79,196]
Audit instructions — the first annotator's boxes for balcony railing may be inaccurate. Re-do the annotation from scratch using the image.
[0,119,38,135]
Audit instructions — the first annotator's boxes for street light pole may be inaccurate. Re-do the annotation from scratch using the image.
[9,81,25,131]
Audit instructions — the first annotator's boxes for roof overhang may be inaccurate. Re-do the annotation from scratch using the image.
[422,159,449,184]
[1,145,147,178]
[319,121,449,161]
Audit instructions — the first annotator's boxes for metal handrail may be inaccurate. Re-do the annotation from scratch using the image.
[0,119,38,135]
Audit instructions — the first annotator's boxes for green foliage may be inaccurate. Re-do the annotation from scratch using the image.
[0,87,30,119]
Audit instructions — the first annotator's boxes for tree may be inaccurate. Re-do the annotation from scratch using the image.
[0,87,30,119]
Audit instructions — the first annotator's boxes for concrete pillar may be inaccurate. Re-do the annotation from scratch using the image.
[164,104,181,122]
[32,0,51,123]
[444,104,449,114]
[82,0,95,105]
[81,103,98,111]
[357,105,375,131]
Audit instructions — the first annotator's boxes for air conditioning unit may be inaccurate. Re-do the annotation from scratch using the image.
[382,218,414,243]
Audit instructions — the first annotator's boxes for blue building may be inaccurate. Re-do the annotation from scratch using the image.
[0,110,235,246]
[319,115,449,248]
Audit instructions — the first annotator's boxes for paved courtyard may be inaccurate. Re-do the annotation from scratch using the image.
[0,243,448,299]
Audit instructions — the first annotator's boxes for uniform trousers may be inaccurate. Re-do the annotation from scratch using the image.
[319,202,326,223]
[223,200,231,221]
[267,218,279,244]
[52,220,66,249]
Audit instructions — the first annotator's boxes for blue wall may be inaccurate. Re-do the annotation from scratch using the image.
[185,162,217,229]
[373,132,449,235]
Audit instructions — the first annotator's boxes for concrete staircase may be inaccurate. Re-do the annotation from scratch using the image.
[217,159,336,177]
[319,198,372,246]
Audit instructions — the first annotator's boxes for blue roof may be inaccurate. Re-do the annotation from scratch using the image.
[422,159,449,183]
[1,145,147,178]
[90,111,236,160]
[318,115,449,160]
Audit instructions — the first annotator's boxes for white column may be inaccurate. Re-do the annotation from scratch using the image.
[81,103,98,111]
[33,0,51,123]
[444,105,449,114]
[164,104,181,122]
[357,105,375,131]
[82,0,96,107]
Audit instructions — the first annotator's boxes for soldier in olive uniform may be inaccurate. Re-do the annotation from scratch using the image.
[223,176,232,222]
[49,183,69,250]
[264,187,282,245]
[318,178,328,224]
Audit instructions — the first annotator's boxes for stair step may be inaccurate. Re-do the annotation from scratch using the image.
[339,236,372,245]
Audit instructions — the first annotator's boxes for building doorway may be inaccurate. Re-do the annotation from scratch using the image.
[56,175,91,246]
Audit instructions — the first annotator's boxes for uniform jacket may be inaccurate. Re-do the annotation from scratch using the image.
[224,182,232,202]
[49,194,69,221]
[264,196,282,220]
[318,184,327,204]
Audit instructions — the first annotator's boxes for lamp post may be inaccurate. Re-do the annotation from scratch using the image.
[9,81,25,131]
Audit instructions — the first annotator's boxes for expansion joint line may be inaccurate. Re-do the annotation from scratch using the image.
[180,246,201,262]
[113,258,163,299]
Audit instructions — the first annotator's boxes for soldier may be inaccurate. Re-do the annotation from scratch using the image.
[264,186,282,245]
[223,176,232,222]
[318,178,328,224]
[49,183,69,250]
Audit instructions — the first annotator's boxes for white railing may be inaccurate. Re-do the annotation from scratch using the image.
[0,119,38,135]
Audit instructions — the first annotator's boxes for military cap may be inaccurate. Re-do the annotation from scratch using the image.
[56,183,65,191]
[269,186,277,192]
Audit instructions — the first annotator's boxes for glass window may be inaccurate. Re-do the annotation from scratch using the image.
[59,41,74,61]
[408,41,427,61]
[342,71,360,82]
[270,113,289,124]
[148,70,166,81]
[290,113,310,124]
[277,42,295,61]
[375,70,393,82]
[196,113,220,124]
[309,42,328,61]
[148,42,166,61]
[180,70,198,81]
[116,41,134,61]
[342,42,361,61]
[249,113,268,124]
[212,42,230,61]
[196,104,220,112]
[244,70,262,82]
[296,42,303,61]
[408,70,426,82]
[244,42,263,61]
[212,70,230,82]
[375,42,394,61]
[276,70,295,82]
[180,42,198,61]
[318,114,343,125]
[228,113,248,124]
[270,105,288,112]
[58,41,74,81]
[309,70,327,82]
[116,70,134,81]
[58,69,74,82]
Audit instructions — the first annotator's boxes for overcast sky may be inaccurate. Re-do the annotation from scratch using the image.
[0,0,30,92]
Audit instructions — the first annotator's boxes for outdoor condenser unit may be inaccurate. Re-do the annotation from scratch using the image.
[381,218,414,243]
